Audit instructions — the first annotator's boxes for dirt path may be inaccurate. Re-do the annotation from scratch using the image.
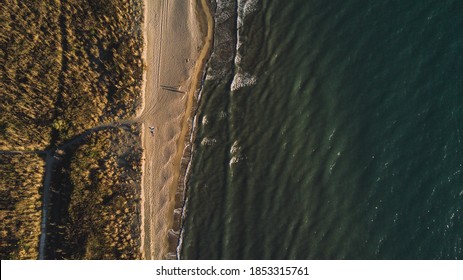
[36,122,132,259]
[38,152,53,259]
[1,122,130,260]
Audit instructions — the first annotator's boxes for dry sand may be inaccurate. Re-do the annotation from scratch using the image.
[139,0,213,259]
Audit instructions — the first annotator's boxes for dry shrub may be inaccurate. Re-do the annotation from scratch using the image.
[0,154,44,259]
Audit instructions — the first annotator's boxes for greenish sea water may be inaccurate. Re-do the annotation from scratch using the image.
[180,0,463,259]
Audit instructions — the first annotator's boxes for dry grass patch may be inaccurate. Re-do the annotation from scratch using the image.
[1,1,61,150]
[1,0,143,149]
[0,154,44,259]
[1,0,144,260]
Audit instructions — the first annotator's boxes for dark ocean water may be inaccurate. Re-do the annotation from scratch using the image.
[180,0,463,259]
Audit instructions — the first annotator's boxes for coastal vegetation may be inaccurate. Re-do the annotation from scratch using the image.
[1,1,61,150]
[1,0,144,259]
[50,0,144,144]
[0,154,44,259]
[1,0,143,149]
[46,125,142,259]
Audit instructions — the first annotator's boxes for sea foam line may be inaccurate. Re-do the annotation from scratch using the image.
[230,0,259,92]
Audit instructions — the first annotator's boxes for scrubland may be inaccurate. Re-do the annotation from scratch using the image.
[1,0,144,259]
[0,154,44,259]
[1,0,143,149]
[46,125,142,259]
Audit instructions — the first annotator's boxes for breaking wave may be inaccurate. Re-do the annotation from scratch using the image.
[231,72,257,91]
[231,0,259,91]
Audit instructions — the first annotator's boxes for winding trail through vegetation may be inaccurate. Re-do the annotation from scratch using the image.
[7,121,135,259]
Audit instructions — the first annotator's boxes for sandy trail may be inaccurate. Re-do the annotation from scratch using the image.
[139,0,212,259]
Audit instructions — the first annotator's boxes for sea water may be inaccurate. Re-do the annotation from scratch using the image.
[181,0,463,259]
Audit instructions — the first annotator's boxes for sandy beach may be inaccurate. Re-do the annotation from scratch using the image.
[139,0,213,259]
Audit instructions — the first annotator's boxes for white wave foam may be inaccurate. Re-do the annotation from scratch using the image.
[229,156,239,166]
[201,115,208,125]
[237,0,260,23]
[235,52,242,64]
[242,0,259,16]
[175,197,188,259]
[231,1,260,92]
[201,137,217,146]
[328,128,336,141]
[231,72,257,91]
[230,140,240,154]
[229,140,246,167]
[216,0,235,24]
[229,155,247,167]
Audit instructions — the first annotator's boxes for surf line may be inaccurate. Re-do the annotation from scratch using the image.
[171,0,214,259]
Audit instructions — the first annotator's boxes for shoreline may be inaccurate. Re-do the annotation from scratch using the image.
[175,59,210,259]
[139,0,214,259]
